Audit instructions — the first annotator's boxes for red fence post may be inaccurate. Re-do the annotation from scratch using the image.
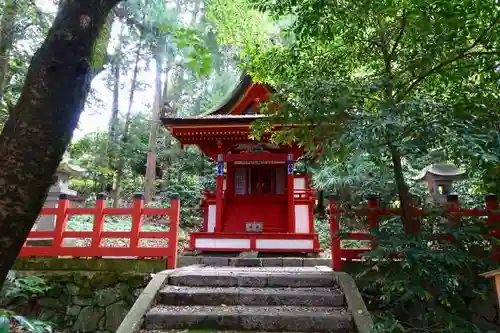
[91,193,106,251]
[409,196,421,234]
[446,194,461,227]
[52,194,70,252]
[167,193,180,269]
[486,194,500,262]
[329,194,342,271]
[130,193,144,253]
[366,194,379,250]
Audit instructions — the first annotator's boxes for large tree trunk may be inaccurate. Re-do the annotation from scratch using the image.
[0,0,121,288]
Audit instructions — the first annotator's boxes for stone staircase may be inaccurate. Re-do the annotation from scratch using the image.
[118,266,373,333]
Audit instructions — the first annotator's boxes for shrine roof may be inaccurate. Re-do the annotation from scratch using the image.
[161,73,273,127]
[161,114,263,126]
[201,74,257,116]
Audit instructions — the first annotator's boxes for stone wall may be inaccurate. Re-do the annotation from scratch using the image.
[30,271,150,332]
[12,258,163,333]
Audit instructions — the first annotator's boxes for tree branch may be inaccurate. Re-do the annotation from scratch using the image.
[388,10,407,61]
[28,0,52,31]
[395,13,500,103]
[114,4,163,37]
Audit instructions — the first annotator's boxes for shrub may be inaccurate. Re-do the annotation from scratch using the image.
[357,216,496,333]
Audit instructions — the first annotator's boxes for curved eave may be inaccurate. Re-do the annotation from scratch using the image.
[161,114,263,127]
[202,73,274,116]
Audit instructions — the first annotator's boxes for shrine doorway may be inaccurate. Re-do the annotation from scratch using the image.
[233,165,285,196]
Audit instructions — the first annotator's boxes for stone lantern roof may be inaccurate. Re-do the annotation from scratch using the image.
[57,151,86,177]
[413,163,466,182]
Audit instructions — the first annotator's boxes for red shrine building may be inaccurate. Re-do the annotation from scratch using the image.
[161,75,320,253]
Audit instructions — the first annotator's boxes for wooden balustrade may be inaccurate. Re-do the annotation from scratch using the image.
[329,194,500,270]
[19,193,181,269]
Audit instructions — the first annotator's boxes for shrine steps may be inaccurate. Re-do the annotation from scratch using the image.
[129,266,371,333]
[144,305,352,332]
[158,286,345,307]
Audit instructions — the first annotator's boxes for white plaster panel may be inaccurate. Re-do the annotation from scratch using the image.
[294,177,306,189]
[294,204,310,233]
[207,205,216,232]
[255,239,314,250]
[195,238,251,249]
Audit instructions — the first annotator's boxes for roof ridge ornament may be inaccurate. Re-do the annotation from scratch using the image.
[241,142,267,154]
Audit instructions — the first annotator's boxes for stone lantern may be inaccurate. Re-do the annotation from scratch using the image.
[479,269,500,320]
[413,163,466,205]
[27,153,86,246]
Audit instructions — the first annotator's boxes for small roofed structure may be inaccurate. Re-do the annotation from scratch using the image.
[414,163,466,204]
[479,268,500,319]
[27,153,86,246]
[52,152,86,197]
[162,74,320,253]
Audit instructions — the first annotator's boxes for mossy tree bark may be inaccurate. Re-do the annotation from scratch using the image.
[0,0,121,288]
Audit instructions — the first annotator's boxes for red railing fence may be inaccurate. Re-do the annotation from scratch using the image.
[19,193,181,269]
[329,193,500,270]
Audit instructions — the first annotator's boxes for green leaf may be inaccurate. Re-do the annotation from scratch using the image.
[14,315,37,332]
[482,153,499,163]
[0,315,9,333]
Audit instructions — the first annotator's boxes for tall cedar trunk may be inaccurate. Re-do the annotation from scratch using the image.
[107,61,120,172]
[0,0,17,104]
[0,0,121,288]
[107,60,120,201]
[159,68,171,192]
[144,47,164,203]
[107,23,125,163]
[113,36,143,208]
[144,44,165,203]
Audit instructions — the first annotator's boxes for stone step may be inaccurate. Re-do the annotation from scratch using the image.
[144,305,354,332]
[178,256,329,267]
[140,329,307,333]
[168,267,336,288]
[159,286,345,307]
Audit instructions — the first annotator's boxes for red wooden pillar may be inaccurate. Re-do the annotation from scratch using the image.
[215,153,224,232]
[91,193,106,252]
[52,194,70,253]
[287,154,295,233]
[130,193,144,253]
[409,195,421,234]
[329,194,342,270]
[446,194,461,227]
[366,194,379,250]
[445,194,461,246]
[167,193,181,269]
[486,194,500,262]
